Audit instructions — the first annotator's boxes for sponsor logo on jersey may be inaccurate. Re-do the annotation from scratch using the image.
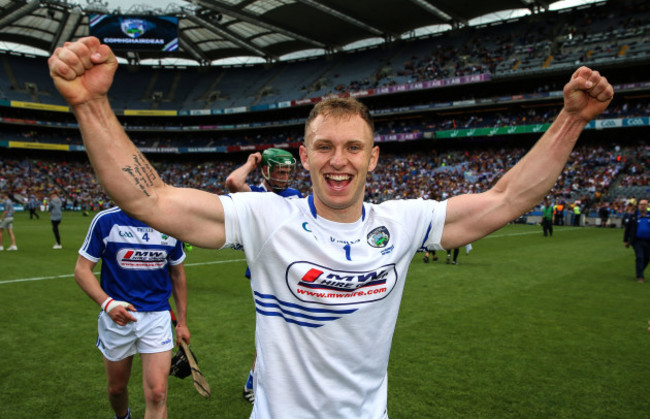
[116,248,168,270]
[286,262,397,305]
[367,226,390,248]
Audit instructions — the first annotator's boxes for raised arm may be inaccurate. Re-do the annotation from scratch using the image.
[48,37,225,248]
[441,67,614,249]
[225,152,262,192]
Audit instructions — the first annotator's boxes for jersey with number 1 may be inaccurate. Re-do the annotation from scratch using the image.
[78,207,186,312]
[220,193,447,419]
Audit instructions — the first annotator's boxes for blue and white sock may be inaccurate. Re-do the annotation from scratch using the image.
[115,408,131,419]
[245,370,254,391]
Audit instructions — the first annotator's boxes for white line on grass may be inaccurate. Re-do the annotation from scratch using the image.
[486,226,581,238]
[1,227,585,285]
[0,258,247,285]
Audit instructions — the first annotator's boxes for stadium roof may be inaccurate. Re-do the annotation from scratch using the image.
[0,0,602,66]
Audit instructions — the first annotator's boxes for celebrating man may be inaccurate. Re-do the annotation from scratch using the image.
[49,37,613,418]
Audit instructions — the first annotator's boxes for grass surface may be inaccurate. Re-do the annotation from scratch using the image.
[1,211,648,418]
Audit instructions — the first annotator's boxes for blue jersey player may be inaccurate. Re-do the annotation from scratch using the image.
[74,207,190,419]
[226,148,303,404]
[51,37,614,418]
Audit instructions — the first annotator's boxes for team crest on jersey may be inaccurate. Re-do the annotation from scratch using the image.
[286,261,397,305]
[367,226,390,248]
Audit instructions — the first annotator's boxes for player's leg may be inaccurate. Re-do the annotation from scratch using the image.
[633,241,646,282]
[141,351,171,419]
[8,225,16,247]
[136,311,174,418]
[243,353,256,403]
[98,309,138,418]
[52,220,61,246]
[104,356,133,419]
[639,240,650,280]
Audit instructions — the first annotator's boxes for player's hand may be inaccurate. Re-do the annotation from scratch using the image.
[48,36,118,107]
[108,304,137,326]
[175,324,191,346]
[563,66,614,123]
[247,152,263,168]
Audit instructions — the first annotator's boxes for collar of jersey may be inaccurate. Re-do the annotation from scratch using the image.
[308,194,365,222]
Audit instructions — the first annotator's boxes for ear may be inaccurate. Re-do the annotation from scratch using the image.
[299,144,310,171]
[368,145,380,172]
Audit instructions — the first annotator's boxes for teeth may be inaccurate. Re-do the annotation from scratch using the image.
[327,174,350,181]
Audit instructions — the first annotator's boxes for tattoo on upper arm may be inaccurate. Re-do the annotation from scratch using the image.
[134,151,157,187]
[121,152,159,197]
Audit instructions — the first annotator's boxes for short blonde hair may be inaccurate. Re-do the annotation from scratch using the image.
[304,97,374,142]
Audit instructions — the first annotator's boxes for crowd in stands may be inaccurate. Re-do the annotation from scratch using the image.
[1,0,648,217]
[0,2,646,113]
[618,146,650,187]
[343,1,650,94]
[2,99,649,149]
[2,141,647,221]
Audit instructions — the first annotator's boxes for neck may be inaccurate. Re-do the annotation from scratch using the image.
[310,195,364,223]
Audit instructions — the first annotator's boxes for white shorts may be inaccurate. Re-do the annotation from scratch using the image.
[97,310,174,362]
[0,217,13,229]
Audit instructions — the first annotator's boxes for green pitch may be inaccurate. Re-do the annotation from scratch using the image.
[1,211,648,418]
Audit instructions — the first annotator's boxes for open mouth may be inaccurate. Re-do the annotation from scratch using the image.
[325,174,352,190]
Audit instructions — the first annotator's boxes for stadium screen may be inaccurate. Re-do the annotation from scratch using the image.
[89,14,179,52]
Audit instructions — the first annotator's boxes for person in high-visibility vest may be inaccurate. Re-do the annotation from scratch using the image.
[542,197,554,237]
[554,202,565,226]
[573,203,582,226]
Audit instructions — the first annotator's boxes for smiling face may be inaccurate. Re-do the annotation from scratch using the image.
[300,111,379,223]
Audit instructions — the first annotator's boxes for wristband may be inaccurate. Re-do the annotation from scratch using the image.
[101,297,130,313]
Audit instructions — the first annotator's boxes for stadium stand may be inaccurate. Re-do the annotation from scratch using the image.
[0,0,649,224]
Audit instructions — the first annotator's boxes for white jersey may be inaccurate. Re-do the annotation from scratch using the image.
[220,193,447,419]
